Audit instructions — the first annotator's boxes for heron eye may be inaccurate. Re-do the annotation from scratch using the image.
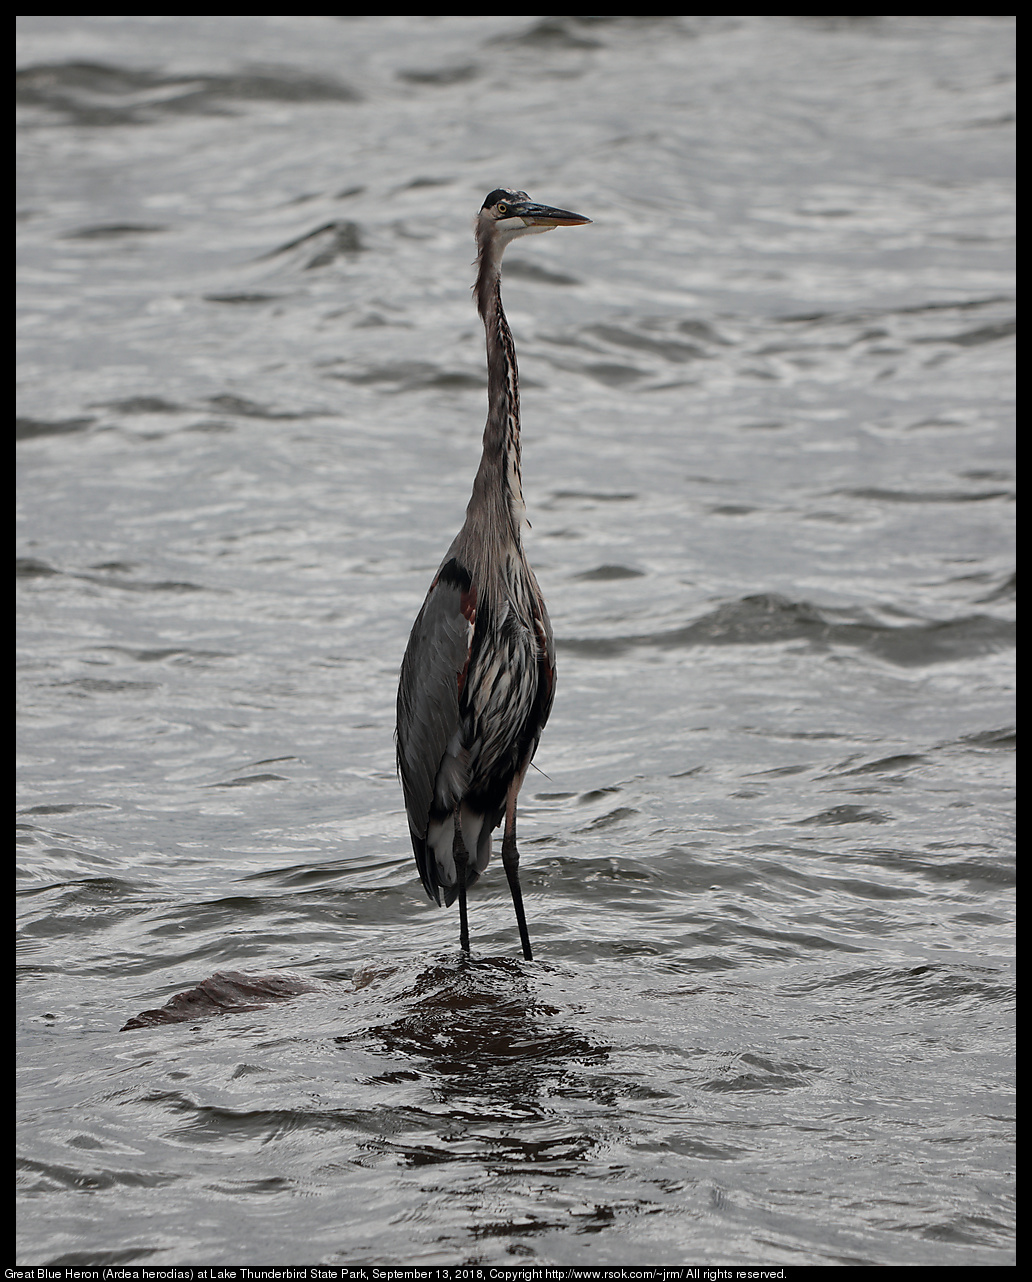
[496,203,508,215]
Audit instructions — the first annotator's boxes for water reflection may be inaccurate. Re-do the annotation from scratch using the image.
[342,957,610,1170]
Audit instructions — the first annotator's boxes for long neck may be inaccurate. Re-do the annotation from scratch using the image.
[457,238,527,583]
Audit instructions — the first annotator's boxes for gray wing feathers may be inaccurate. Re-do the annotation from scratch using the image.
[396,578,472,841]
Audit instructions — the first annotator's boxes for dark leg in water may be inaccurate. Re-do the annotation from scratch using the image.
[453,806,470,953]
[502,785,533,961]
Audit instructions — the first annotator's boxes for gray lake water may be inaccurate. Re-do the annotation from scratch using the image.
[17,15,1014,1267]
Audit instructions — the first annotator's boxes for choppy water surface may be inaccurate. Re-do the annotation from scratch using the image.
[17,16,1014,1267]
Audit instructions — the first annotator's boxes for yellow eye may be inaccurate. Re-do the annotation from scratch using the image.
[496,203,508,215]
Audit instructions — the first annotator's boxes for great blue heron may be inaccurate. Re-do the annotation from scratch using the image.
[396,188,591,960]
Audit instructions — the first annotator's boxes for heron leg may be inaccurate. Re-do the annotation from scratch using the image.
[501,784,533,961]
[453,806,471,954]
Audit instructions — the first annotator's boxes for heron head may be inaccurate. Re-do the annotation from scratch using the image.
[476,188,591,253]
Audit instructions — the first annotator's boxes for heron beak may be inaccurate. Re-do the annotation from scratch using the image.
[517,203,592,229]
